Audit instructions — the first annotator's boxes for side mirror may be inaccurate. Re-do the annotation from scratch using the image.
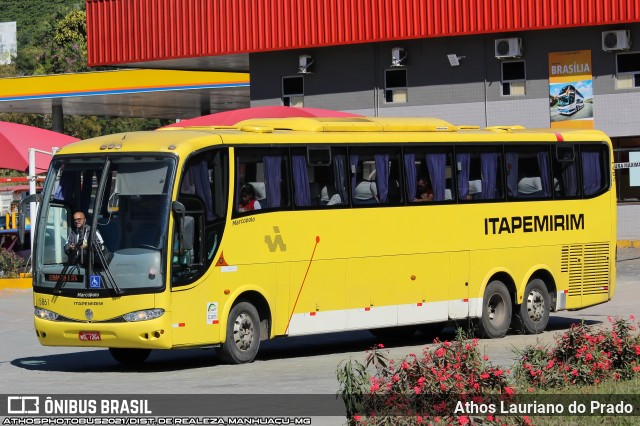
[172,201,194,253]
[181,216,194,252]
[172,200,186,215]
[17,194,40,245]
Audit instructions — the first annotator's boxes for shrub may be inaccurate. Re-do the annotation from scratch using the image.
[337,330,522,425]
[0,247,23,278]
[513,317,640,389]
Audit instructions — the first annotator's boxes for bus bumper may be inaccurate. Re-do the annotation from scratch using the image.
[34,316,173,349]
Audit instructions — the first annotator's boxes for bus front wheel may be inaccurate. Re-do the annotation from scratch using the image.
[512,279,550,334]
[475,280,512,339]
[218,301,261,364]
[108,348,151,365]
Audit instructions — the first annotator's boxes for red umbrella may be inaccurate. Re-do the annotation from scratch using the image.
[0,121,79,172]
[162,106,361,128]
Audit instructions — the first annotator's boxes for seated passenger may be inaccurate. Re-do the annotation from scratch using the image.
[320,184,342,206]
[238,185,262,212]
[413,176,433,202]
[353,180,378,204]
[468,179,482,198]
[518,176,543,196]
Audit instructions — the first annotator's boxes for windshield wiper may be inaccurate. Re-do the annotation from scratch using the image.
[92,239,123,295]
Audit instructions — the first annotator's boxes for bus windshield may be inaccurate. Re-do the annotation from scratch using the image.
[557,93,574,106]
[34,156,175,295]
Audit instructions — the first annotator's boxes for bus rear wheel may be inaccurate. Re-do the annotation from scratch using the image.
[512,279,550,334]
[218,301,261,364]
[108,348,151,365]
[475,280,512,339]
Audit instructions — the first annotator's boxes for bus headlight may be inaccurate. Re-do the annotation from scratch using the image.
[122,308,165,322]
[34,307,59,321]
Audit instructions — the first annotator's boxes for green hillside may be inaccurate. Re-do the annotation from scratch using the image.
[0,0,84,46]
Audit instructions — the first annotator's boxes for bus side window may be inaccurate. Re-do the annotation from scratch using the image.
[235,148,290,213]
[456,148,503,201]
[350,147,402,206]
[404,148,453,203]
[292,147,349,208]
[552,145,581,199]
[505,146,552,200]
[581,145,609,197]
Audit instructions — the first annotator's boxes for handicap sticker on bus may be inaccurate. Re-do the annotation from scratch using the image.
[90,275,101,289]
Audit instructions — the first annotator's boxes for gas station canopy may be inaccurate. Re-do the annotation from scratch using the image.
[0,69,250,119]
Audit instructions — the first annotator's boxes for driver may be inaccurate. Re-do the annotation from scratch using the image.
[64,211,105,264]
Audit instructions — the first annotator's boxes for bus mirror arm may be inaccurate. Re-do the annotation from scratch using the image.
[18,194,41,245]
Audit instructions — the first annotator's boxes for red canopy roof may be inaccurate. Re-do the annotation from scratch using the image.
[0,122,78,172]
[162,106,361,128]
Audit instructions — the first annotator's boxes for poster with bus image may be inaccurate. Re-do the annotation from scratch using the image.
[549,50,594,129]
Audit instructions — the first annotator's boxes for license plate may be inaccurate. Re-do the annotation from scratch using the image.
[79,331,101,341]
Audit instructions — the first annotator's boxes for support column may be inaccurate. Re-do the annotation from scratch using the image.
[52,100,64,133]
[200,93,211,116]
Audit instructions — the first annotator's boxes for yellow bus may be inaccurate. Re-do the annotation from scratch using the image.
[20,116,616,365]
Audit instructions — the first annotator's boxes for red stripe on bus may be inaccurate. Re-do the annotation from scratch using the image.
[555,132,564,142]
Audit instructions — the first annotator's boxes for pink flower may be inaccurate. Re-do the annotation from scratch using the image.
[483,355,489,361]
[377,343,385,348]
[414,386,421,394]
[435,347,446,357]
[458,415,469,425]
[504,386,515,395]
[401,361,410,370]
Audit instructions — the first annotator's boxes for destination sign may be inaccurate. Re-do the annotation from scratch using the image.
[44,274,83,282]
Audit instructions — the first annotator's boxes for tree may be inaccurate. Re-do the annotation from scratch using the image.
[2,6,172,137]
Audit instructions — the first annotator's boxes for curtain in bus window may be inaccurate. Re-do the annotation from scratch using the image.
[292,155,311,206]
[333,154,348,203]
[374,154,389,203]
[481,153,498,200]
[537,152,552,197]
[506,152,519,197]
[263,155,282,208]
[191,159,215,221]
[561,162,579,197]
[349,155,359,196]
[426,153,446,201]
[54,170,78,203]
[404,153,417,201]
[582,151,601,195]
[457,153,471,199]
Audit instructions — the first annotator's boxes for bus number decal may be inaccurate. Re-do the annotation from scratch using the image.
[264,226,287,252]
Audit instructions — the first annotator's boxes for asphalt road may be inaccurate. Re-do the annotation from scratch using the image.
[1,247,639,424]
